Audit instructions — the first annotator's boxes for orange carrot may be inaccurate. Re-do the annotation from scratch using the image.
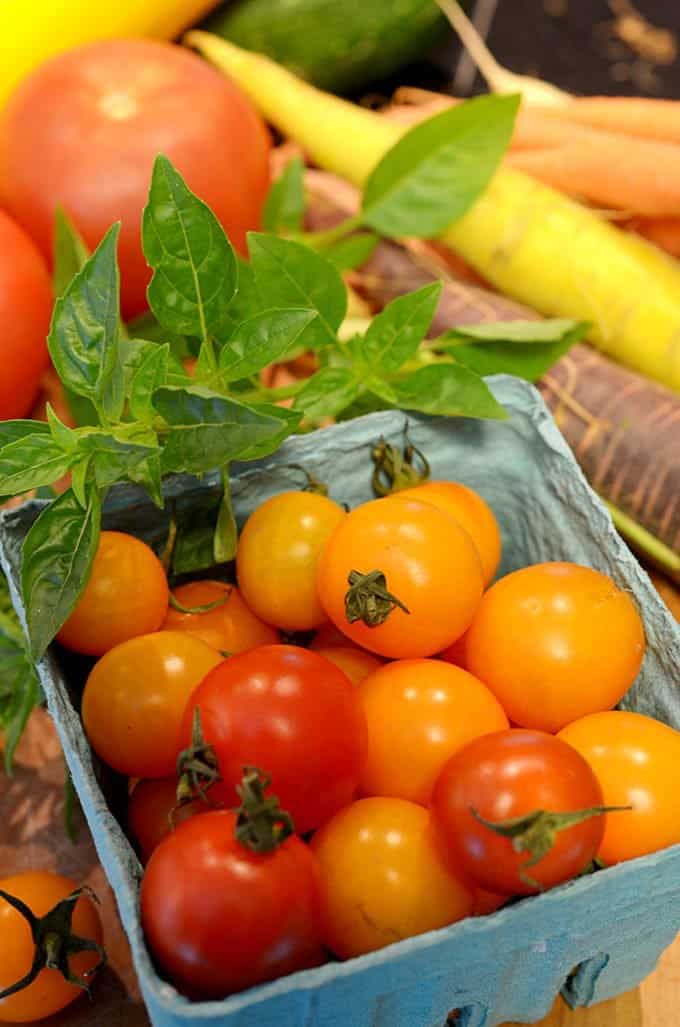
[552,97,680,145]
[626,216,680,259]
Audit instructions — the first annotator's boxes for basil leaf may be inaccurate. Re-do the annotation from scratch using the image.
[0,435,73,496]
[392,363,507,419]
[294,367,360,420]
[154,386,289,474]
[219,308,316,382]
[48,223,123,420]
[0,421,49,446]
[130,343,170,421]
[248,233,346,347]
[263,157,305,234]
[235,404,302,461]
[172,494,222,576]
[53,207,90,298]
[361,282,442,374]
[77,427,160,490]
[322,233,379,271]
[127,310,194,361]
[362,94,520,238]
[440,318,586,345]
[224,258,263,332]
[21,486,101,662]
[143,155,237,342]
[70,458,91,507]
[0,572,40,774]
[127,452,164,509]
[213,472,237,564]
[46,404,78,453]
[438,320,587,383]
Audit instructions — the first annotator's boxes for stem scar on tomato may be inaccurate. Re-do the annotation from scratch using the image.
[345,569,410,627]
[0,886,106,1001]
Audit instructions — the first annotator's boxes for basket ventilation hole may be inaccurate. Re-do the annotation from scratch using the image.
[446,1003,488,1027]
[561,953,610,1009]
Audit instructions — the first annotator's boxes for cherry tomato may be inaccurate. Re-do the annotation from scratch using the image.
[0,40,271,318]
[127,779,208,864]
[310,797,472,959]
[559,711,680,864]
[317,497,484,658]
[397,481,501,585]
[358,659,508,805]
[314,646,383,685]
[181,645,367,834]
[0,872,102,1023]
[237,491,346,631]
[465,563,645,732]
[310,622,364,651]
[431,729,608,896]
[141,809,323,999]
[82,631,222,778]
[57,531,169,656]
[163,580,279,654]
[472,889,506,917]
[0,212,52,421]
[439,630,469,668]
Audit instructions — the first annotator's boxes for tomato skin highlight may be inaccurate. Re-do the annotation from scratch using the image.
[314,646,383,685]
[397,481,502,586]
[0,211,52,421]
[57,531,169,656]
[310,797,473,959]
[163,580,279,654]
[0,40,271,318]
[127,778,207,864]
[317,497,484,659]
[358,659,508,806]
[431,729,607,896]
[181,644,368,834]
[237,491,346,632]
[0,872,102,1023]
[82,631,222,778]
[465,562,645,732]
[141,810,324,999]
[559,711,680,864]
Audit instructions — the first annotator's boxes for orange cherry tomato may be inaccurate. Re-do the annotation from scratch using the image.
[465,563,645,732]
[127,779,208,864]
[237,491,346,632]
[309,622,364,651]
[357,659,508,805]
[439,630,469,668]
[82,631,222,778]
[314,647,383,685]
[163,580,279,654]
[310,797,472,959]
[559,711,680,864]
[0,872,102,1023]
[57,531,169,656]
[397,481,501,585]
[317,497,484,659]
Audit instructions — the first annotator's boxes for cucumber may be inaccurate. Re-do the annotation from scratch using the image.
[201,0,449,94]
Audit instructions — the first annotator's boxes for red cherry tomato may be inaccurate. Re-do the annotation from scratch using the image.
[127,779,207,864]
[431,729,608,896]
[0,40,271,317]
[180,645,367,834]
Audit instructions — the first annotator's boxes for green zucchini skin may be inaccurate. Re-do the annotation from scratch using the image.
[201,0,448,94]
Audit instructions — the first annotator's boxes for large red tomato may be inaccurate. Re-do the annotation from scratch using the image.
[0,40,271,318]
[0,211,52,420]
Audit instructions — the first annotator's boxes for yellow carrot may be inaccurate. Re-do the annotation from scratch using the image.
[187,33,680,392]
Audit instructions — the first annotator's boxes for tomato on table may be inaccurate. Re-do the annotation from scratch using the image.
[82,631,222,778]
[0,211,52,420]
[180,644,367,834]
[163,580,279,654]
[57,531,169,656]
[559,711,680,864]
[0,872,103,1023]
[314,646,383,685]
[0,40,271,317]
[432,729,611,896]
[310,797,472,959]
[317,497,484,659]
[358,659,508,805]
[237,491,346,632]
[465,562,645,732]
[127,778,208,864]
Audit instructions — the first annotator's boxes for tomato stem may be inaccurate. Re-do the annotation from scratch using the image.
[176,707,222,806]
[282,463,329,496]
[235,767,296,854]
[371,436,430,496]
[0,886,105,1001]
[345,569,410,626]
[169,588,232,616]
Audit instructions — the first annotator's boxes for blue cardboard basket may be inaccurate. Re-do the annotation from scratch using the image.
[1,376,679,1027]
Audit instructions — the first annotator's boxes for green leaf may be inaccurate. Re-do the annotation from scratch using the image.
[21,486,101,662]
[441,318,586,346]
[130,343,170,421]
[77,426,160,490]
[127,452,164,509]
[48,224,123,419]
[263,157,305,234]
[0,435,73,497]
[143,155,237,342]
[213,472,237,564]
[46,404,78,453]
[392,363,507,419]
[53,208,90,298]
[235,404,302,460]
[362,94,520,238]
[248,233,347,347]
[219,308,316,382]
[438,320,587,383]
[70,458,91,507]
[294,367,360,420]
[0,421,49,446]
[154,386,290,474]
[172,495,222,576]
[322,232,379,271]
[360,282,442,374]
[126,310,194,362]
[224,258,263,331]
[0,572,40,774]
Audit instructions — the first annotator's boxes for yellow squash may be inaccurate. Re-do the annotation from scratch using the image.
[188,32,680,393]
